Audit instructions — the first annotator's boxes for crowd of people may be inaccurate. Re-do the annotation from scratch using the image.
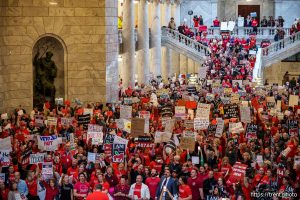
[1,15,300,200]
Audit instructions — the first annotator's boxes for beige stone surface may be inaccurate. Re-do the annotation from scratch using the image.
[0,0,119,112]
[264,62,300,85]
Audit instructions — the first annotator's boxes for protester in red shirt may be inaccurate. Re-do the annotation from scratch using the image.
[178,176,192,200]
[74,173,90,200]
[26,173,38,200]
[145,169,160,200]
[187,169,201,200]
[213,17,220,27]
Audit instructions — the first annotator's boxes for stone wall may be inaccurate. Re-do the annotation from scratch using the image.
[264,61,300,85]
[0,0,118,112]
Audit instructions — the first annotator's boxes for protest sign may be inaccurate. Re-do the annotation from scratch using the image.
[194,118,209,130]
[104,134,115,162]
[69,133,75,150]
[184,120,194,129]
[206,93,215,102]
[0,113,8,120]
[114,135,128,146]
[0,150,10,166]
[224,88,233,95]
[134,136,154,148]
[187,109,194,119]
[35,115,44,127]
[175,106,186,119]
[230,93,240,104]
[228,21,235,31]
[115,119,124,129]
[164,118,175,133]
[289,95,299,107]
[123,119,131,133]
[131,118,145,137]
[124,97,133,105]
[61,117,73,126]
[192,156,200,165]
[288,120,298,137]
[223,104,239,119]
[229,122,244,133]
[198,67,208,79]
[112,143,126,163]
[38,135,58,151]
[120,105,132,119]
[216,118,224,137]
[221,97,231,105]
[240,106,251,123]
[83,108,93,116]
[246,124,258,139]
[227,162,248,184]
[47,117,57,126]
[154,131,172,143]
[88,152,96,163]
[183,130,196,140]
[180,137,195,152]
[0,137,12,152]
[87,131,103,145]
[208,124,217,135]
[29,153,45,164]
[266,96,276,109]
[78,114,90,129]
[196,103,210,119]
[0,173,5,182]
[42,162,53,180]
[139,111,150,133]
[17,110,24,116]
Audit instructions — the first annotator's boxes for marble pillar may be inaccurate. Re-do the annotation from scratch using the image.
[172,51,180,76]
[123,0,135,88]
[137,0,150,84]
[150,0,162,77]
[195,61,201,75]
[162,1,172,81]
[180,54,187,75]
[187,58,195,74]
[172,1,181,27]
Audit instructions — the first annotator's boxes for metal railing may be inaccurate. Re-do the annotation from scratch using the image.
[161,27,210,55]
[261,31,300,57]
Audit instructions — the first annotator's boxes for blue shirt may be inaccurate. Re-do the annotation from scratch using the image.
[17,179,29,196]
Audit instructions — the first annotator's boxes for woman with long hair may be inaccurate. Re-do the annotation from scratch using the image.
[178,176,192,200]
[59,174,74,200]
[73,173,89,200]
[8,182,22,200]
[41,178,59,200]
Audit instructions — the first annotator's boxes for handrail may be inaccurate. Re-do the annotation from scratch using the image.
[161,27,210,55]
[261,31,300,57]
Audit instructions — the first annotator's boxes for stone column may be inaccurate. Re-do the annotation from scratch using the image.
[137,0,150,84]
[180,54,187,75]
[172,0,181,28]
[162,1,172,81]
[172,51,180,77]
[123,0,135,88]
[150,0,162,77]
[187,58,195,74]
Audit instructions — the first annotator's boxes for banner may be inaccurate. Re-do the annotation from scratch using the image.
[113,135,128,146]
[131,118,145,137]
[38,135,58,151]
[240,106,251,123]
[78,114,90,129]
[196,103,210,119]
[194,118,209,130]
[0,137,12,152]
[246,124,258,139]
[69,133,75,150]
[112,143,126,163]
[216,118,224,137]
[120,105,132,119]
[175,106,186,119]
[104,134,115,162]
[47,117,57,126]
[154,131,172,143]
[29,153,45,164]
[223,104,239,119]
[0,150,10,166]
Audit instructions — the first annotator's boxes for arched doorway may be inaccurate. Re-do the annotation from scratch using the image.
[32,36,66,109]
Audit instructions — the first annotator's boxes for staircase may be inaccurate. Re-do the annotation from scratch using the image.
[253,31,300,85]
[161,28,209,63]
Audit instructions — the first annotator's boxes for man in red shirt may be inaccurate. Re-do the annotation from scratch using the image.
[213,17,220,27]
[251,18,258,34]
[86,184,109,200]
[187,169,201,200]
[145,169,160,200]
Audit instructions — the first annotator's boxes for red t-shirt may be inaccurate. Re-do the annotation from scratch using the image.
[187,177,201,199]
[133,184,142,199]
[74,182,90,200]
[26,180,38,196]
[149,161,163,174]
[145,177,160,199]
[179,184,192,198]
[213,20,220,27]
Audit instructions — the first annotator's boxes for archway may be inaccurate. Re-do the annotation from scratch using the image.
[32,36,66,109]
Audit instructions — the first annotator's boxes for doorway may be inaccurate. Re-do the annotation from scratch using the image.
[238,5,260,22]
